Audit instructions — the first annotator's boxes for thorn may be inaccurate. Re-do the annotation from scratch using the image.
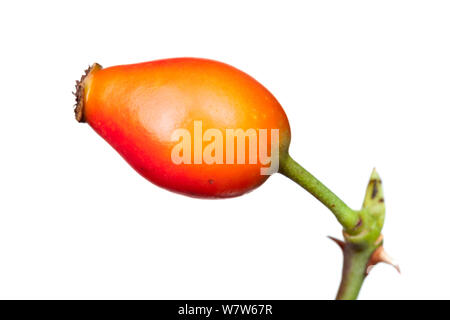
[366,246,400,276]
[366,265,375,275]
[328,236,345,252]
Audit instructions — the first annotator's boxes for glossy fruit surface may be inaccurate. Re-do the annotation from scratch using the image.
[76,58,291,197]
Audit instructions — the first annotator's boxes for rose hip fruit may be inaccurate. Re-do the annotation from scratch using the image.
[75,58,291,198]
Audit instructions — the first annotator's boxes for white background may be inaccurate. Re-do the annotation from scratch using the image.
[0,1,449,300]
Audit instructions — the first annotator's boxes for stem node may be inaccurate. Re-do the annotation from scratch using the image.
[279,155,397,299]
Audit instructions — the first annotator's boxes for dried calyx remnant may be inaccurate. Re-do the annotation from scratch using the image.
[73,64,102,123]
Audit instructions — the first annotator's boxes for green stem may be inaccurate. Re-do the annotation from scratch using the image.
[279,154,360,232]
[335,244,374,300]
[279,154,386,300]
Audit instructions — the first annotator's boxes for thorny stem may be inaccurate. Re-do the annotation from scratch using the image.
[335,242,376,300]
[279,154,391,300]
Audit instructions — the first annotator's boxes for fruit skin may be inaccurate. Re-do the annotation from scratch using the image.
[77,58,291,198]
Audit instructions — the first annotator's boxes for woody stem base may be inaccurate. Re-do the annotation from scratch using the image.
[335,242,375,300]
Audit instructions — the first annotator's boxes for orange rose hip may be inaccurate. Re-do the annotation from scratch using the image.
[75,58,291,197]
